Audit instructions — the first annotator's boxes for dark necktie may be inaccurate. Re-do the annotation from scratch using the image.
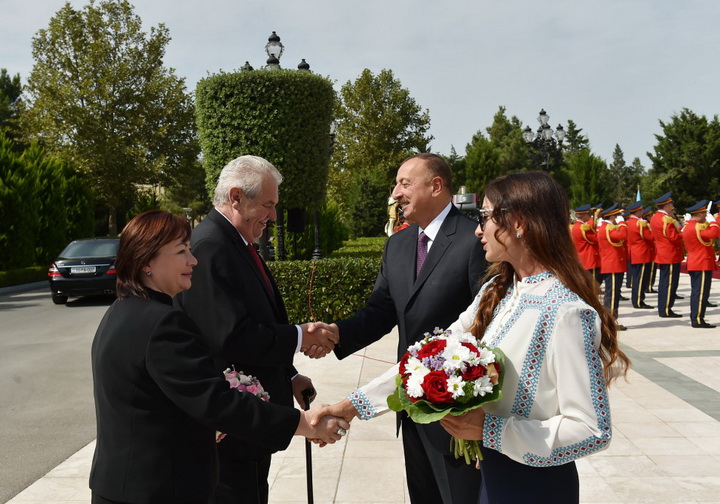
[416,232,429,278]
[247,243,274,295]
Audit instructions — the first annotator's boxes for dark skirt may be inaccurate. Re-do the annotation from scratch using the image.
[480,448,579,504]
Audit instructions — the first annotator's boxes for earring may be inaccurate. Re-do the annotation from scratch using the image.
[516,232,523,239]
[145,271,152,276]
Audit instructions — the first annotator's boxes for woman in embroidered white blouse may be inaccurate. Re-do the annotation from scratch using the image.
[317,171,629,503]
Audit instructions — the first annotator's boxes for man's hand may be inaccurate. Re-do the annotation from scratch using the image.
[291,374,316,409]
[300,321,340,358]
[309,398,359,424]
[439,407,486,441]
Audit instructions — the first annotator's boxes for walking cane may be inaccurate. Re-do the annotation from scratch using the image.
[302,387,316,504]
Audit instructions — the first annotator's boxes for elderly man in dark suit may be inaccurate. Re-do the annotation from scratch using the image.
[313,153,488,504]
[175,155,338,504]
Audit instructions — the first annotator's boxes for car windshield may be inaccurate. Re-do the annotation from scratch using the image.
[60,240,119,258]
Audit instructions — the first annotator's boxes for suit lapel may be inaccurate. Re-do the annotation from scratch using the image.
[410,208,460,298]
[207,209,283,318]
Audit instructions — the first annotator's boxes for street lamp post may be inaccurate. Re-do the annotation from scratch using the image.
[312,120,338,260]
[265,31,284,69]
[523,109,566,170]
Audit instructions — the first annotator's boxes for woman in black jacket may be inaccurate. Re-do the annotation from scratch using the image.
[90,210,347,504]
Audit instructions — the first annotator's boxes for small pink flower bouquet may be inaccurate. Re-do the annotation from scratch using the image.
[216,367,270,443]
[223,367,270,402]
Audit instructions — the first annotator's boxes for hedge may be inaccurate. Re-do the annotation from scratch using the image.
[0,266,47,289]
[268,236,385,323]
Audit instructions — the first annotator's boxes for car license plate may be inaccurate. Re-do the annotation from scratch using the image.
[71,266,97,274]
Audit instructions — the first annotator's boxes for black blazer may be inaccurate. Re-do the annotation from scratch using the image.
[175,208,299,459]
[90,291,299,504]
[335,205,487,361]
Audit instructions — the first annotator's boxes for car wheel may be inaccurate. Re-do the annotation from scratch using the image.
[52,293,68,305]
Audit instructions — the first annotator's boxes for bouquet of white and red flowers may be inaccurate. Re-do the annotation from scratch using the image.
[216,367,270,443]
[387,328,504,464]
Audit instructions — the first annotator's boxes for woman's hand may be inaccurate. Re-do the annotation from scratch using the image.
[440,407,486,441]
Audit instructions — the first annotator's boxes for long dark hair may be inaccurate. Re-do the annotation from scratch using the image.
[115,210,191,299]
[471,171,629,383]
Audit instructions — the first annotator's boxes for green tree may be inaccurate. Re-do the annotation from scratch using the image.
[563,119,590,153]
[463,107,531,195]
[443,145,466,192]
[21,0,199,235]
[563,148,610,208]
[0,69,23,141]
[647,108,720,210]
[607,144,643,204]
[329,68,432,236]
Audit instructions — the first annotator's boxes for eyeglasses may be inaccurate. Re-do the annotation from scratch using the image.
[475,207,507,230]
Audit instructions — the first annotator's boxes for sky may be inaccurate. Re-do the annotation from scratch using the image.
[2,0,720,168]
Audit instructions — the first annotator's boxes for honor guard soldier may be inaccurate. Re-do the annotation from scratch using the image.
[682,200,719,328]
[642,207,658,293]
[571,204,601,282]
[598,203,628,330]
[651,192,685,317]
[626,201,654,309]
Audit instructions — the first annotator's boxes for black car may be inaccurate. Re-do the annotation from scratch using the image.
[48,238,119,304]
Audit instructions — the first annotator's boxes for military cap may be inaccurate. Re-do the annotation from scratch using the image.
[625,201,643,213]
[686,200,708,214]
[592,202,604,210]
[601,203,623,218]
[654,192,673,206]
[574,204,592,214]
[641,207,653,217]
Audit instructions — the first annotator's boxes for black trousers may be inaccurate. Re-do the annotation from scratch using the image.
[657,262,681,316]
[648,262,657,291]
[479,448,578,504]
[631,262,652,307]
[587,268,601,284]
[689,270,713,325]
[211,450,271,504]
[603,272,624,317]
[401,419,483,504]
[626,262,634,288]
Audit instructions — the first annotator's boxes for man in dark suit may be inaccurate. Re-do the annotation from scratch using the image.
[314,153,488,503]
[176,155,338,504]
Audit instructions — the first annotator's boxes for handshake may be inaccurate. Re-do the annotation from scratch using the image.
[299,400,359,446]
[299,321,340,359]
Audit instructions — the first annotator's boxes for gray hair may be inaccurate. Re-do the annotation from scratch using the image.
[213,155,283,206]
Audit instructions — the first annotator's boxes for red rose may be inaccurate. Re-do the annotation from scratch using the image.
[461,363,486,381]
[461,341,480,354]
[399,352,411,375]
[417,339,447,359]
[422,371,454,404]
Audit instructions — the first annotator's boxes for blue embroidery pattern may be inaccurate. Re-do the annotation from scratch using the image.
[521,308,611,466]
[483,414,505,452]
[481,273,611,466]
[347,389,377,420]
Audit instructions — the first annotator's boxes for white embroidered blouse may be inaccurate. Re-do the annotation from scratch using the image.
[346,271,612,467]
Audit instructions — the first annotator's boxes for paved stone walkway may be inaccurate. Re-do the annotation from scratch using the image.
[7,273,720,503]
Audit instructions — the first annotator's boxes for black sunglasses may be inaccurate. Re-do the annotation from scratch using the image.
[474,208,506,230]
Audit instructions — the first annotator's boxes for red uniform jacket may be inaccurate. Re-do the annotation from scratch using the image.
[650,210,684,264]
[627,216,654,264]
[571,220,600,270]
[682,220,719,271]
[598,221,628,274]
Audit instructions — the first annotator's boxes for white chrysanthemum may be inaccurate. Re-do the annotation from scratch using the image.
[477,347,496,366]
[441,338,472,371]
[407,341,423,353]
[406,356,430,377]
[473,375,494,397]
[446,375,466,399]
[406,373,426,398]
